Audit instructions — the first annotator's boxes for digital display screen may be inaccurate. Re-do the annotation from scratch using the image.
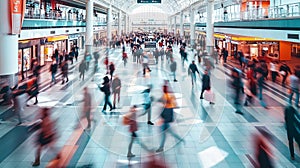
[137,0,161,3]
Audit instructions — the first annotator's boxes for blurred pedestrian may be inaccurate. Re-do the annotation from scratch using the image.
[122,52,128,67]
[200,69,211,100]
[82,87,92,129]
[256,63,268,109]
[231,68,243,114]
[284,105,300,160]
[32,108,58,167]
[254,130,274,168]
[188,60,200,86]
[142,55,151,76]
[79,60,86,81]
[50,60,58,85]
[109,62,115,80]
[288,70,299,107]
[69,50,74,65]
[104,56,109,74]
[270,61,278,82]
[85,52,92,71]
[156,85,184,152]
[98,76,112,113]
[123,105,149,158]
[222,48,228,63]
[140,85,154,125]
[26,76,39,105]
[111,75,121,109]
[61,60,69,84]
[170,57,177,82]
[279,63,291,87]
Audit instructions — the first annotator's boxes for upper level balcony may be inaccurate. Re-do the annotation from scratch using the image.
[198,2,300,23]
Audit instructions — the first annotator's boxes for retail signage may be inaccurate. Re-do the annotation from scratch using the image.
[10,0,26,34]
[137,0,161,3]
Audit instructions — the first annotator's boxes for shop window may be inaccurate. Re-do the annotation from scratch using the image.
[292,44,300,58]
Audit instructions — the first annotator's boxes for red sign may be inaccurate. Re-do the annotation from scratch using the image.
[10,0,26,34]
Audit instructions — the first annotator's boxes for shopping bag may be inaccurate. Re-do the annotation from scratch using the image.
[203,89,215,103]
[122,113,131,125]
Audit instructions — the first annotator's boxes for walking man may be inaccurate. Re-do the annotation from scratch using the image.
[50,60,57,85]
[79,60,86,81]
[188,60,200,86]
[112,75,121,109]
[61,60,69,84]
[170,58,177,82]
[284,105,300,160]
[288,70,299,107]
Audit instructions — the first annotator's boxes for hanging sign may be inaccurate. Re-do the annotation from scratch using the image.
[10,0,26,34]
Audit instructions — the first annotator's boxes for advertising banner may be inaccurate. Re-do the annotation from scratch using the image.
[10,0,26,34]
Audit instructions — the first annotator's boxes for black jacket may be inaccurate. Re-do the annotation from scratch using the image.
[189,64,199,74]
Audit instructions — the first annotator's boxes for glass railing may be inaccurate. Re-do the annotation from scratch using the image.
[198,2,300,23]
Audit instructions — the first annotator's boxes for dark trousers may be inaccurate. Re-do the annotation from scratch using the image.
[103,94,112,111]
[288,131,300,158]
[282,74,288,86]
[200,88,206,98]
[79,72,85,80]
[271,71,277,82]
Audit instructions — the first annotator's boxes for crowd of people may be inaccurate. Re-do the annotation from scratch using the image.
[0,31,299,167]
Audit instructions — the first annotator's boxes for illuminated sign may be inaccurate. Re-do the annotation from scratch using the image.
[137,0,161,3]
[10,0,26,34]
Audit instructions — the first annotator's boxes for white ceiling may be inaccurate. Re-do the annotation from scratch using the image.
[101,0,201,14]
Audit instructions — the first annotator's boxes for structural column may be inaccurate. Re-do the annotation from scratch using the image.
[173,16,177,35]
[118,11,122,36]
[107,4,112,44]
[206,0,214,56]
[0,0,19,86]
[190,8,195,48]
[85,0,94,55]
[180,11,184,38]
[168,16,172,33]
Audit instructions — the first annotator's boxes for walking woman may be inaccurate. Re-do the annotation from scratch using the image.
[32,108,58,166]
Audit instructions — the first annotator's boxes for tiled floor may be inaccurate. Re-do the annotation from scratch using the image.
[0,46,299,168]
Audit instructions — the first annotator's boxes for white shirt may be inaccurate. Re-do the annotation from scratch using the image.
[270,62,277,72]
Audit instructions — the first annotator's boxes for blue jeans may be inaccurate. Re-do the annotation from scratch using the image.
[159,123,182,149]
[191,73,196,85]
[289,88,299,106]
[258,85,267,108]
[51,72,56,83]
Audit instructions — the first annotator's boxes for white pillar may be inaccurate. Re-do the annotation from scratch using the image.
[0,0,19,86]
[206,0,214,56]
[85,0,94,55]
[180,12,184,38]
[107,4,112,44]
[173,16,177,35]
[168,17,172,33]
[118,11,122,36]
[190,8,195,48]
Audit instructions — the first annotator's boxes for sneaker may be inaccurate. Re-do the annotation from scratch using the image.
[235,111,243,115]
[291,156,295,160]
[127,153,135,158]
[32,161,40,167]
[200,97,204,99]
[209,102,215,105]
[156,148,164,153]
[174,79,178,82]
[147,121,154,125]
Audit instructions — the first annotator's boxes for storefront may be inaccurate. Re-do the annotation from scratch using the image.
[44,35,68,61]
[68,33,84,52]
[18,39,41,80]
[292,43,300,58]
